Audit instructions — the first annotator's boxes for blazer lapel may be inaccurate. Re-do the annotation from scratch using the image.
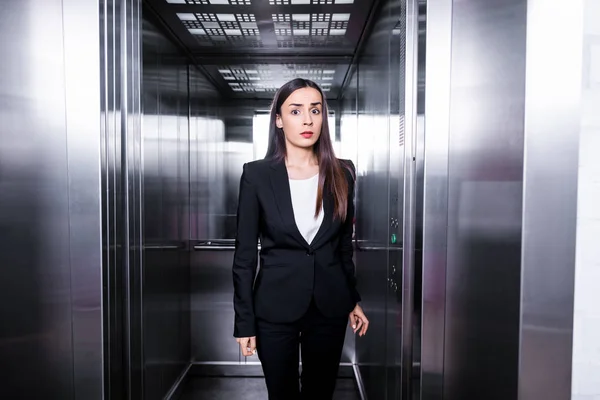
[269,159,310,248]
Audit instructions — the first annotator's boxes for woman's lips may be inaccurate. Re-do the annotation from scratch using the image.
[301,131,313,138]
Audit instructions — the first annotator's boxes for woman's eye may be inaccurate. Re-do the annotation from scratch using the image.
[291,110,300,115]
[311,109,320,114]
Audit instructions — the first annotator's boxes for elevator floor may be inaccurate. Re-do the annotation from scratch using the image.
[179,377,361,400]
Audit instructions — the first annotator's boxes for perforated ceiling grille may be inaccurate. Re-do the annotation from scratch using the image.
[268,0,354,4]
[217,64,335,92]
[176,12,263,46]
[168,0,252,4]
[272,13,349,36]
[171,4,355,48]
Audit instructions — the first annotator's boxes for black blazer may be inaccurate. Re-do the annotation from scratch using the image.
[232,157,361,338]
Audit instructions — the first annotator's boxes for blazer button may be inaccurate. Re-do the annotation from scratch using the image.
[306,251,313,256]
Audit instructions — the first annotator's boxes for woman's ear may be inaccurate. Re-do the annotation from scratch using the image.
[276,115,283,129]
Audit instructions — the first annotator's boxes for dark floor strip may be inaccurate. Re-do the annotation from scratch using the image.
[178,377,361,400]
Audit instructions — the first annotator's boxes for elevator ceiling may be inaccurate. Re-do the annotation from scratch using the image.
[144,0,379,99]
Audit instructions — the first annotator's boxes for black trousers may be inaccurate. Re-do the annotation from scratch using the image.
[255,298,348,400]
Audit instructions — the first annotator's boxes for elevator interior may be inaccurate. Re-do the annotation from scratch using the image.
[2,0,584,399]
[132,0,423,398]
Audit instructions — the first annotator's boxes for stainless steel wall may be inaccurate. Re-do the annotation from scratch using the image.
[339,0,420,398]
[188,73,234,365]
[519,1,583,399]
[101,0,144,398]
[422,1,583,399]
[1,0,103,399]
[141,11,194,399]
[424,1,526,398]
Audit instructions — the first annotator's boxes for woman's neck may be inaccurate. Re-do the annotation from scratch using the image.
[285,145,317,167]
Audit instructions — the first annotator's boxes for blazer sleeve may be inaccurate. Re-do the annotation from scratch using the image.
[232,163,260,337]
[339,160,362,304]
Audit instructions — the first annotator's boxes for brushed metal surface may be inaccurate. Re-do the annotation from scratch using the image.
[343,0,416,396]
[339,0,426,399]
[1,0,103,398]
[421,0,451,398]
[0,1,73,398]
[443,1,527,398]
[519,1,583,399]
[100,1,126,396]
[387,0,406,397]
[63,0,104,398]
[339,73,361,368]
[142,12,192,400]
[100,0,144,398]
[400,0,420,398]
[189,83,227,241]
[191,250,248,363]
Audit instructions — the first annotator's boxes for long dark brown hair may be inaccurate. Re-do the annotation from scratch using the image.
[265,78,353,221]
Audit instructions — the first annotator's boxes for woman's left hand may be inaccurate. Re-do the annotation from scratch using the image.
[349,304,369,337]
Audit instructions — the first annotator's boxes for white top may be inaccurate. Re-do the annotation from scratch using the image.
[289,173,323,245]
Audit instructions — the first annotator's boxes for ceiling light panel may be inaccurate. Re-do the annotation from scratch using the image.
[170,0,354,48]
[217,64,337,93]
[177,12,261,46]
[271,13,349,41]
[168,0,251,4]
[268,0,353,3]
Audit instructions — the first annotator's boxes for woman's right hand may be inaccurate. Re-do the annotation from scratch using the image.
[236,336,257,357]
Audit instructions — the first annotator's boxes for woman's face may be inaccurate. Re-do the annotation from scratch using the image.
[276,87,323,151]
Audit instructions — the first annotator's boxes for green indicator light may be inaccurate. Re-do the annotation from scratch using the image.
[391,233,397,244]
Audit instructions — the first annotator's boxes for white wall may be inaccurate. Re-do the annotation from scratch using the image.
[572,1,600,399]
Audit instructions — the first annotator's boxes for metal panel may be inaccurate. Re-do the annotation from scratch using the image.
[519,1,583,399]
[387,3,405,396]
[100,0,144,398]
[341,0,424,399]
[62,0,104,398]
[443,1,527,399]
[189,75,225,241]
[339,70,359,368]
[347,0,410,396]
[100,1,126,396]
[188,53,237,365]
[0,1,73,398]
[1,0,103,399]
[355,53,391,400]
[191,249,241,362]
[421,0,451,398]
[142,12,192,400]
[400,1,419,399]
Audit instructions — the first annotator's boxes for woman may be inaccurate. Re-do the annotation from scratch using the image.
[232,78,369,400]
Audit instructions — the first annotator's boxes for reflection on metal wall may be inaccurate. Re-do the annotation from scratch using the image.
[0,0,103,399]
[339,0,419,398]
[142,11,193,400]
[190,99,257,365]
[422,2,584,398]
[443,1,526,398]
[421,1,451,398]
[100,0,144,398]
[337,76,359,367]
[421,0,583,399]
[519,1,582,399]
[190,92,226,240]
